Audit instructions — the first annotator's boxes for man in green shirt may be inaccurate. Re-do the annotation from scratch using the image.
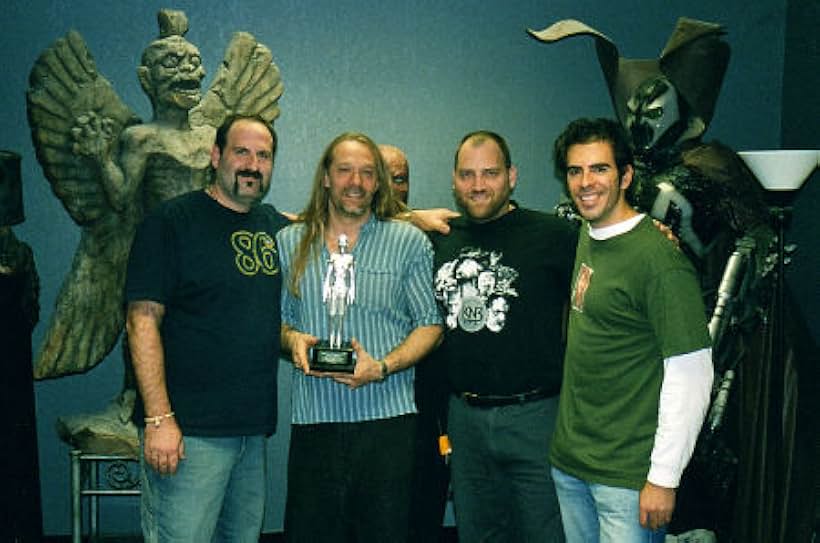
[549,118,713,542]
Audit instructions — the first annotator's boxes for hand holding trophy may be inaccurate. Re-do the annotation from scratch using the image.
[312,234,356,372]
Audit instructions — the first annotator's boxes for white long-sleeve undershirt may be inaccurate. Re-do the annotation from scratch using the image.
[649,348,713,487]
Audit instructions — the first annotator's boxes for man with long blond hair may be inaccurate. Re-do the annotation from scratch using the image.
[278,132,442,542]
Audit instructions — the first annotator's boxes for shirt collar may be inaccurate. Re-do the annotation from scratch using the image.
[588,213,645,240]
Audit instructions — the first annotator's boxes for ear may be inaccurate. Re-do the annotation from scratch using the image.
[508,165,519,189]
[619,164,634,190]
[210,144,221,170]
[323,171,330,188]
[137,66,151,95]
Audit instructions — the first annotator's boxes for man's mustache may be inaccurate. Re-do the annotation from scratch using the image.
[232,170,265,197]
[236,170,263,181]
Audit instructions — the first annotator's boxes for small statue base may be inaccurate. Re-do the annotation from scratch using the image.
[311,341,355,373]
[55,390,139,458]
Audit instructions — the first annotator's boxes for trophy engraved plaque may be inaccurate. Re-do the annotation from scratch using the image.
[311,234,356,372]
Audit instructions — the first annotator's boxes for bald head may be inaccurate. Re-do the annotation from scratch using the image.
[379,144,410,204]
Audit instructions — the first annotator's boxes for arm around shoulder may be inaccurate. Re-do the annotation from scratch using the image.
[404,208,461,234]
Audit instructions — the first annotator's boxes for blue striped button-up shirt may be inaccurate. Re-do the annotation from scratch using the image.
[277,216,441,424]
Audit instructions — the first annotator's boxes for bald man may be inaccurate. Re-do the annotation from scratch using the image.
[379,144,410,204]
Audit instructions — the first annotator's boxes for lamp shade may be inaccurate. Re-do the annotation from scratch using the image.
[738,150,819,191]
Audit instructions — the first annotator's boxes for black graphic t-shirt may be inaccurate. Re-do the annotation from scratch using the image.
[430,206,577,395]
[125,190,289,436]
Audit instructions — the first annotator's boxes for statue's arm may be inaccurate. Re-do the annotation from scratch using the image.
[72,118,147,212]
[103,128,148,212]
[347,260,355,304]
[322,259,333,303]
[113,132,150,210]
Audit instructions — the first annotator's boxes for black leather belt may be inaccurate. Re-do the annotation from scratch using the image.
[460,388,552,408]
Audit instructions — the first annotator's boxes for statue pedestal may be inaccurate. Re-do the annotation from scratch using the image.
[70,449,140,543]
[56,390,140,458]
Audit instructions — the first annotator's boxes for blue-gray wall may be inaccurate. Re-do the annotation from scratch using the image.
[783,0,820,344]
[0,0,800,535]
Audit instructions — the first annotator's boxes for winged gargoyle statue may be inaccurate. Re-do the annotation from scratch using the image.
[26,9,283,455]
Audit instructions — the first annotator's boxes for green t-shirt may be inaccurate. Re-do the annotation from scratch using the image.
[550,216,711,490]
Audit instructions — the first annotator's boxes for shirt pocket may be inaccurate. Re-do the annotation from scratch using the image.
[354,263,402,314]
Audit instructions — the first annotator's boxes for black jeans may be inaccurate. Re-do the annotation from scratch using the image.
[284,414,417,543]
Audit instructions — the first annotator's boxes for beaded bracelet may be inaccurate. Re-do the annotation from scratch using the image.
[144,411,175,428]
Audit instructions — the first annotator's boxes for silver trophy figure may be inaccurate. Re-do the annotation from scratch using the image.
[323,234,355,348]
[312,234,356,372]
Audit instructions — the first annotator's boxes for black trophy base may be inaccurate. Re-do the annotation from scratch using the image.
[311,341,355,373]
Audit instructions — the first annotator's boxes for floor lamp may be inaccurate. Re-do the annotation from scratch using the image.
[737,149,818,539]
[738,149,818,378]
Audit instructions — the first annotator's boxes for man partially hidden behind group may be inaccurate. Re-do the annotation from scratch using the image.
[126,114,289,542]
[377,143,456,542]
[279,132,442,542]
[549,118,713,541]
[378,144,410,204]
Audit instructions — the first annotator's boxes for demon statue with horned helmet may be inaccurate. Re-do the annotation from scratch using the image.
[27,9,283,455]
[528,17,776,539]
[528,17,771,267]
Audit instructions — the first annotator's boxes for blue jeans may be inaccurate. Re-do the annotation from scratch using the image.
[140,433,267,543]
[551,467,666,543]
[449,394,564,543]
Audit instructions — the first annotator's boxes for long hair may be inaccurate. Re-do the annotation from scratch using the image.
[288,132,405,296]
